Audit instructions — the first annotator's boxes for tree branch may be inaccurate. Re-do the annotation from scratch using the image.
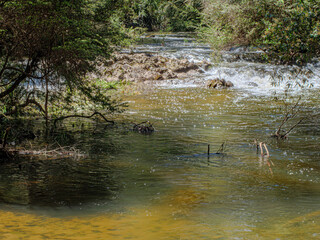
[275,97,301,135]
[0,57,38,99]
[53,111,114,127]
[283,118,304,138]
[3,94,45,116]
[0,50,10,79]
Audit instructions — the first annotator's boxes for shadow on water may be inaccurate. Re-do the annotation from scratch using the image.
[0,122,127,208]
[0,156,119,207]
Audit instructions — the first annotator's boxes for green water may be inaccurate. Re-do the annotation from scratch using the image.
[0,87,319,239]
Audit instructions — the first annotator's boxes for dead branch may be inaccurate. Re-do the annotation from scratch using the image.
[262,143,270,157]
[275,97,301,136]
[3,93,45,116]
[282,118,304,138]
[53,111,114,127]
[0,56,39,99]
[133,121,154,134]
[273,97,304,139]
[254,140,270,157]
[216,141,226,154]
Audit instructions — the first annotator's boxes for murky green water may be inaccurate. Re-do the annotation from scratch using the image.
[0,34,319,239]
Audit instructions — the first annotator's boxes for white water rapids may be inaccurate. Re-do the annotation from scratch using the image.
[131,33,320,96]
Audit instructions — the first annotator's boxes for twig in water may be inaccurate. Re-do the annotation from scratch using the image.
[263,143,270,157]
[272,97,304,139]
[216,141,226,154]
[255,140,270,157]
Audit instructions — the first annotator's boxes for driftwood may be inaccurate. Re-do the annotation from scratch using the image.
[53,111,114,127]
[254,139,270,157]
[253,140,274,174]
[133,121,154,134]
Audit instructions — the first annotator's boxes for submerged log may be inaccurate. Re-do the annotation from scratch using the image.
[133,121,155,134]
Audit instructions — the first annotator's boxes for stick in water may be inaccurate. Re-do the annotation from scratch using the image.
[263,143,270,157]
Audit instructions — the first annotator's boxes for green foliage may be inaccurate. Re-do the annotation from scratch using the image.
[0,0,134,120]
[261,0,320,64]
[199,0,320,65]
[127,0,203,32]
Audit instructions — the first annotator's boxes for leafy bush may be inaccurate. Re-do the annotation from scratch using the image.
[0,0,134,120]
[128,0,203,32]
[198,0,320,65]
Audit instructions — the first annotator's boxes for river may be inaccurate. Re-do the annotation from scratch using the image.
[0,33,319,239]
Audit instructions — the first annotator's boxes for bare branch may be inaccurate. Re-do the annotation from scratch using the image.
[4,66,51,80]
[53,111,114,126]
[3,94,45,116]
[0,56,39,99]
[283,118,304,138]
[275,97,302,136]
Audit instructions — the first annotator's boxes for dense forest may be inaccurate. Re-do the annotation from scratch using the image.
[0,0,319,149]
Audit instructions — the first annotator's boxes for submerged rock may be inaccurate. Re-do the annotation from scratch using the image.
[207,78,234,89]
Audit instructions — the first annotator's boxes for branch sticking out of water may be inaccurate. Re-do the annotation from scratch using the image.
[254,140,270,157]
[272,97,304,139]
[216,141,227,154]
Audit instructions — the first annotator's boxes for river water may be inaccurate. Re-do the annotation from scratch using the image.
[0,33,319,239]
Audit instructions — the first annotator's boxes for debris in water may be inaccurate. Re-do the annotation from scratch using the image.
[133,121,155,134]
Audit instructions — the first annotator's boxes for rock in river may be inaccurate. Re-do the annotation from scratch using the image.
[207,78,234,89]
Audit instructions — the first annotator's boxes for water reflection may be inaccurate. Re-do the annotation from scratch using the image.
[0,157,118,206]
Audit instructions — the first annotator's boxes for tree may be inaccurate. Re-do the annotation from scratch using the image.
[0,0,132,120]
[198,0,320,65]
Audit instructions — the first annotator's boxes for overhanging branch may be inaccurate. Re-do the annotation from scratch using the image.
[0,57,38,99]
[53,111,114,127]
